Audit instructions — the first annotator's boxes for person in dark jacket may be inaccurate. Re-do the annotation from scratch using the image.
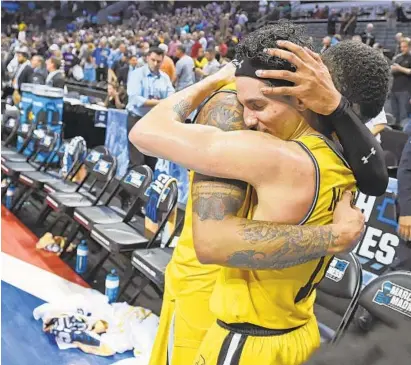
[12,46,33,104]
[398,137,411,242]
[45,56,65,88]
[30,55,47,84]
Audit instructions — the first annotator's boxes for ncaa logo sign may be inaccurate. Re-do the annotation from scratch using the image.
[326,257,349,282]
[373,281,411,318]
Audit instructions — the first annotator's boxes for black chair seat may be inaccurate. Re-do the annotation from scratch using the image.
[131,248,173,289]
[46,191,98,213]
[19,170,61,188]
[1,161,38,177]
[44,180,79,194]
[73,205,128,230]
[91,222,149,252]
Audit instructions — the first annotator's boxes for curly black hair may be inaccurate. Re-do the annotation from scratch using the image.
[322,40,390,121]
[235,20,313,76]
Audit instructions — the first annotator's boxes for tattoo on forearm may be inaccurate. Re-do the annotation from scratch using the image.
[173,99,192,122]
[226,222,339,269]
[192,182,246,221]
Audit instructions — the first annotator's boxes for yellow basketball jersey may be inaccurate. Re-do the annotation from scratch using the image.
[210,134,357,330]
[165,82,248,298]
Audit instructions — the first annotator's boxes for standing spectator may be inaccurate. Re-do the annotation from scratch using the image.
[394,32,404,56]
[219,13,230,39]
[361,23,376,47]
[218,39,228,57]
[387,1,397,29]
[45,57,65,88]
[320,36,332,54]
[181,33,195,57]
[168,34,181,60]
[158,43,176,83]
[117,55,137,87]
[344,9,358,36]
[175,45,195,91]
[237,11,248,27]
[12,46,33,104]
[398,137,411,243]
[30,55,47,84]
[126,47,174,170]
[190,32,202,58]
[327,9,338,35]
[195,48,220,79]
[199,30,207,50]
[93,39,110,81]
[63,44,79,77]
[194,47,208,70]
[391,40,411,125]
[83,55,96,83]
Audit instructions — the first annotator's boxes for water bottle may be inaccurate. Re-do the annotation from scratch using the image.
[105,269,120,304]
[5,184,15,210]
[75,240,88,274]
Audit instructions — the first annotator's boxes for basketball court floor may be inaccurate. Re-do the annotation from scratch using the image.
[1,206,134,365]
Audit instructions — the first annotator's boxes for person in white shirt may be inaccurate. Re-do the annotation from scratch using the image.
[365,108,387,142]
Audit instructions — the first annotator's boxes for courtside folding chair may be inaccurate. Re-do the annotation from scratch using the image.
[38,147,117,235]
[123,202,187,302]
[316,252,363,344]
[1,128,59,200]
[357,271,411,330]
[85,174,178,283]
[1,109,20,149]
[60,165,153,257]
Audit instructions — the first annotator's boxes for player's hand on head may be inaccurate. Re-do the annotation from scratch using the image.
[398,216,411,242]
[331,191,365,253]
[256,40,342,116]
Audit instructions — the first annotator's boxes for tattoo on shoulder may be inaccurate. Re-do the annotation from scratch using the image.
[192,181,246,221]
[226,223,339,269]
[173,99,192,122]
[198,93,246,132]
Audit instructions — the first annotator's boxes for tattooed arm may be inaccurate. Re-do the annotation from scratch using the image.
[192,185,364,269]
[190,93,365,270]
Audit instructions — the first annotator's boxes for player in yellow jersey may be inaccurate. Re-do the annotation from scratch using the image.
[136,23,390,365]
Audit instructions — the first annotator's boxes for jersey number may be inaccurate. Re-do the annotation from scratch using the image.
[294,257,325,303]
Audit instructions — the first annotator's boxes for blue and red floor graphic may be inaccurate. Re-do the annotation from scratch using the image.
[1,206,133,365]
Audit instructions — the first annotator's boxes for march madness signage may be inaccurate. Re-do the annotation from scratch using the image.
[353,178,409,275]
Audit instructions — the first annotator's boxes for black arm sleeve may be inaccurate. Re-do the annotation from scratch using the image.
[398,137,411,216]
[319,96,388,196]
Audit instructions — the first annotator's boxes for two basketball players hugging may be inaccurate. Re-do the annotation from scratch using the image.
[130,21,390,365]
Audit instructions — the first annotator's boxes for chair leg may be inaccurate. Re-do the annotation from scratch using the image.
[117,265,136,301]
[36,203,52,226]
[12,186,33,213]
[129,277,151,304]
[84,249,111,282]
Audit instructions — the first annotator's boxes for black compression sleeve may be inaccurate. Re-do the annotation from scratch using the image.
[319,96,388,196]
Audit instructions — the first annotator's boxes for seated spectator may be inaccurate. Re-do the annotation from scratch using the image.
[104,81,127,109]
[45,56,65,88]
[83,55,96,83]
[30,55,47,84]
[321,36,332,54]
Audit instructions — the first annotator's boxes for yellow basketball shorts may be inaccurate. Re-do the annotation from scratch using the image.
[192,316,320,365]
[149,291,216,365]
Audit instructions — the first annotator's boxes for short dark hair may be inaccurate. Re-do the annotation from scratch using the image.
[148,47,164,57]
[322,40,389,121]
[49,56,61,70]
[176,45,186,53]
[235,20,313,75]
[206,48,216,55]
